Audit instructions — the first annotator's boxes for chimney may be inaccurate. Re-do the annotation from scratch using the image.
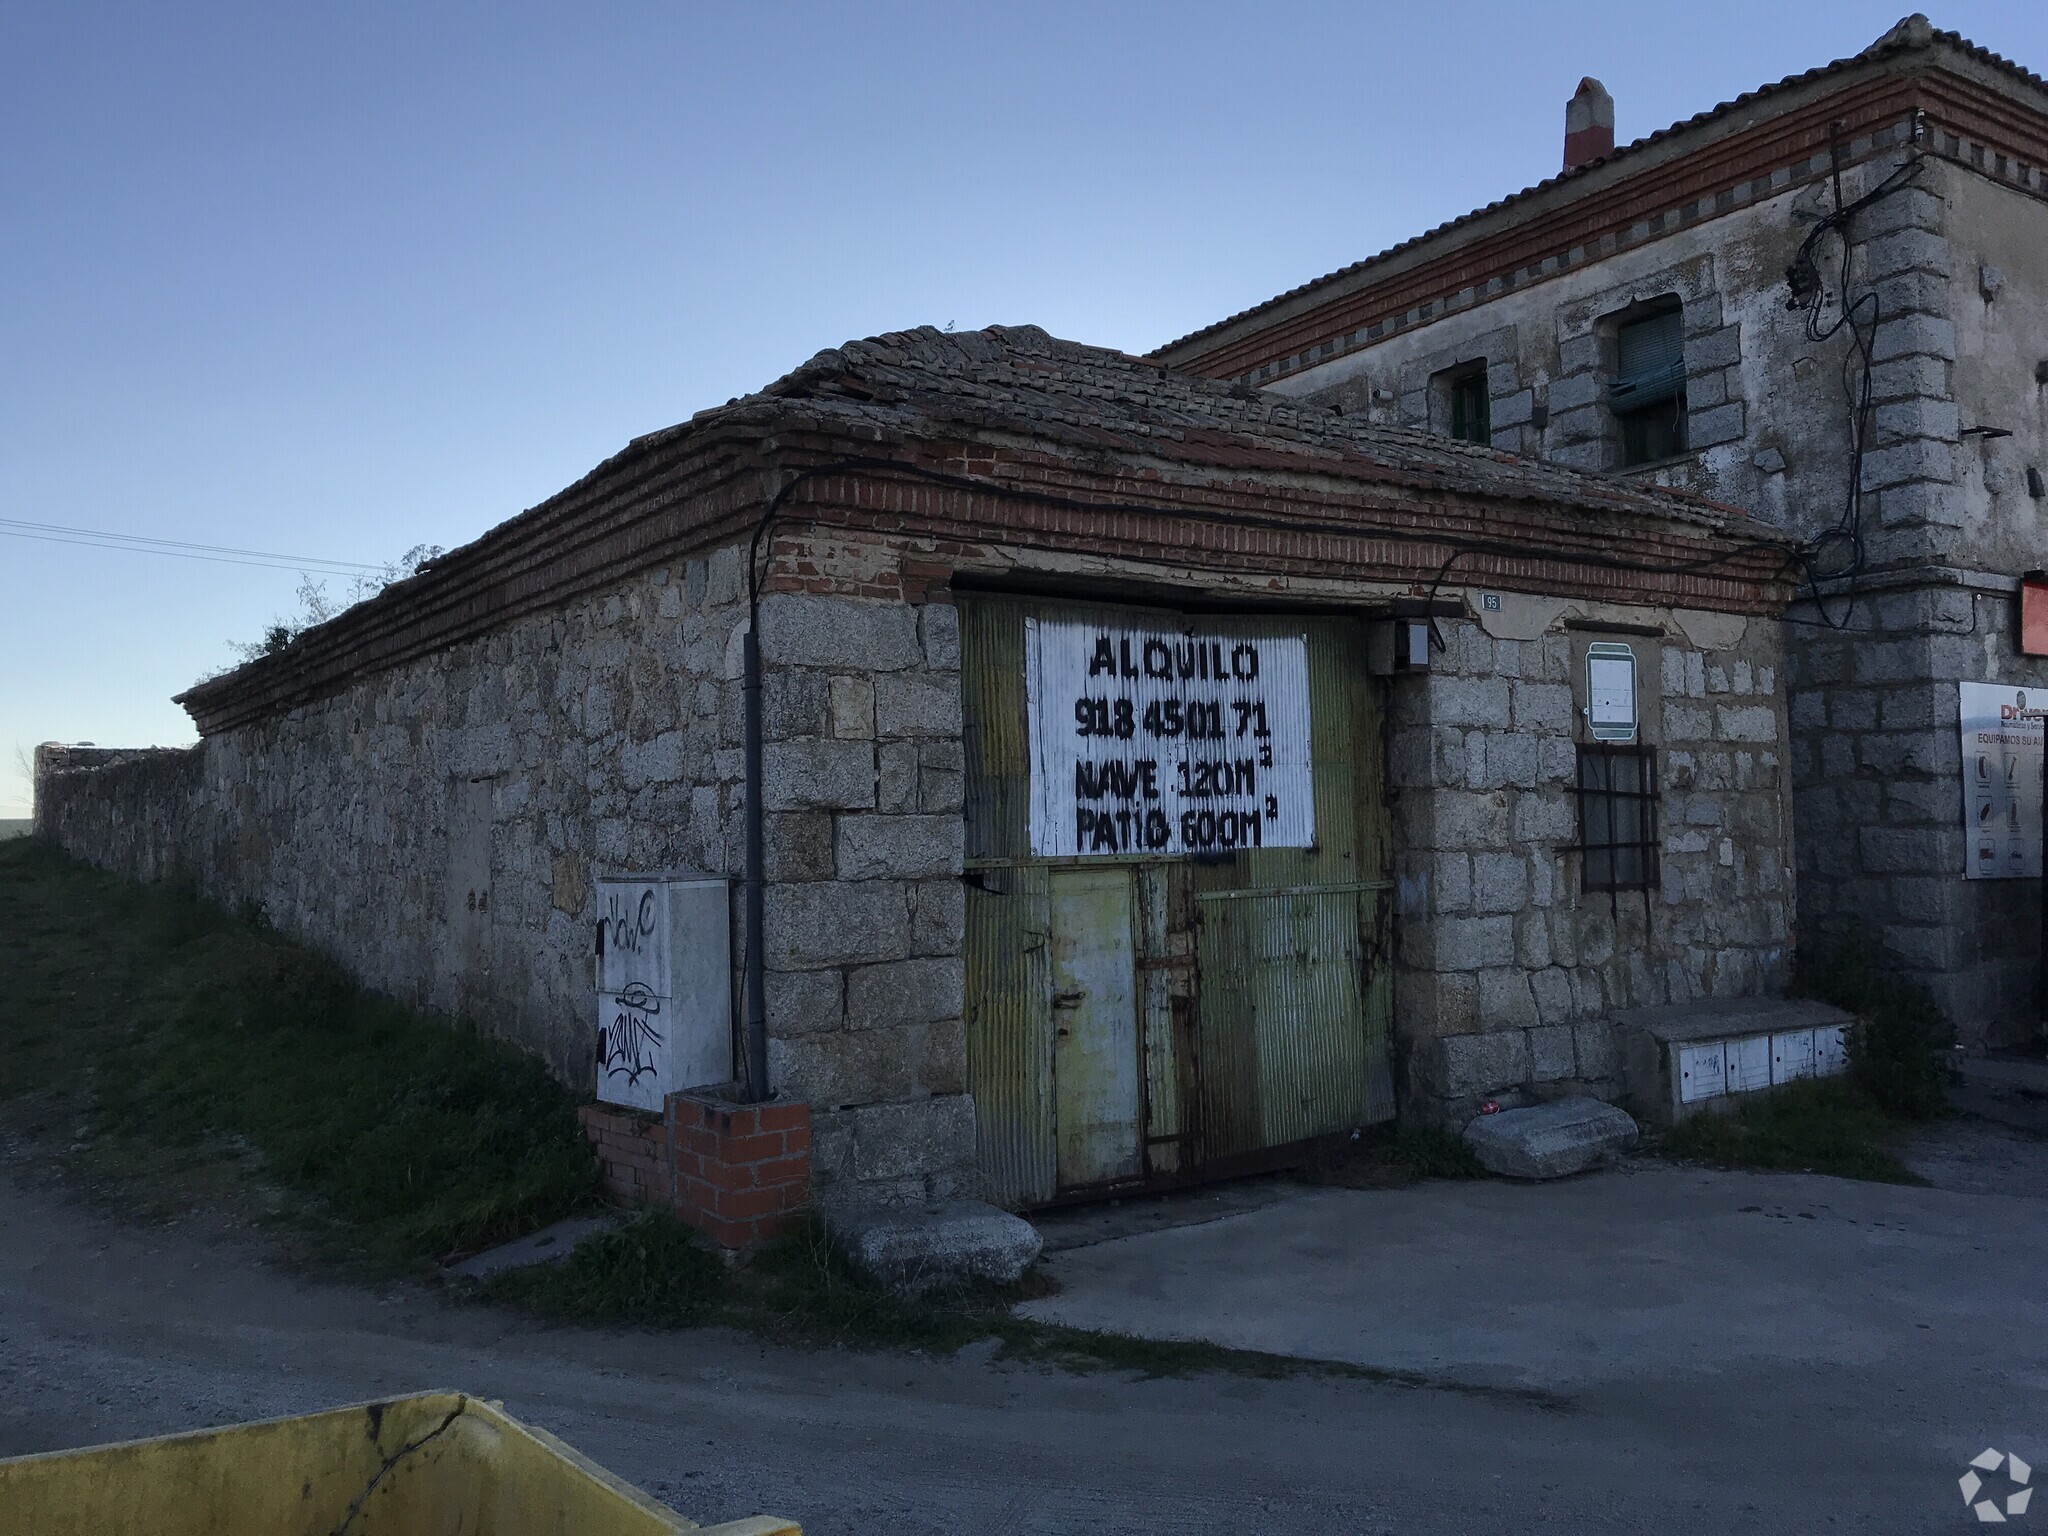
[1563,77,1614,171]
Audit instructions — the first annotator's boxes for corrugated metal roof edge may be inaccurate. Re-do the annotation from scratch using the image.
[1148,15,2045,364]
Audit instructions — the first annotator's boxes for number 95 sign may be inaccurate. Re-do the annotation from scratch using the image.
[1024,616,1316,857]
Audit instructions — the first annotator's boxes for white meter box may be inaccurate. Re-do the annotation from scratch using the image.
[594,876,733,1112]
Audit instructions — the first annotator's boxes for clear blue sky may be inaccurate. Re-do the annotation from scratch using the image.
[6,2,2043,816]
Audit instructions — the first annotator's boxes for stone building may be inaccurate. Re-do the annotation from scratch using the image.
[1154,15,2048,1045]
[38,326,1799,1222]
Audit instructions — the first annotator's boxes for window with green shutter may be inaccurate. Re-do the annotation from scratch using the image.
[1610,306,1687,465]
[1446,365,1490,445]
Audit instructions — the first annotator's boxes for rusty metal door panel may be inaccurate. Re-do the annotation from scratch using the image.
[961,599,1059,1205]
[1049,865,1143,1189]
[1191,619,1394,1158]
[962,596,1393,1205]
[964,865,1055,1207]
[1134,864,1189,1177]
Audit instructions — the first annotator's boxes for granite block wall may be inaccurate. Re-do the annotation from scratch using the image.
[35,546,978,1207]
[1389,605,1795,1121]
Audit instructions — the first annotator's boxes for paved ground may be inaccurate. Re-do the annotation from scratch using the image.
[2,1126,2043,1532]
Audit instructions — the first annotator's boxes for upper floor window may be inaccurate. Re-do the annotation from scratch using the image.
[1610,306,1686,466]
[1431,361,1491,445]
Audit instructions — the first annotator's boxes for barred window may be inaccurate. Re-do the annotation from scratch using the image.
[1575,744,1659,892]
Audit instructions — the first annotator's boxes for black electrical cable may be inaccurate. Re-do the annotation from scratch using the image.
[1784,134,1927,629]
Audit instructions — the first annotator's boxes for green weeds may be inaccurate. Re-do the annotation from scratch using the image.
[1656,1077,1922,1184]
[0,839,598,1266]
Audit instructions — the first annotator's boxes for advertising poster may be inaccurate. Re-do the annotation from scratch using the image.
[1025,617,1315,858]
[1958,681,2045,880]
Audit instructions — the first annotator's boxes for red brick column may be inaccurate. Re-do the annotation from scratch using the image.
[577,1103,670,1207]
[668,1093,812,1250]
[577,1093,810,1250]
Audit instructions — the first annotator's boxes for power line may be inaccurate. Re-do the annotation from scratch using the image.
[0,517,389,576]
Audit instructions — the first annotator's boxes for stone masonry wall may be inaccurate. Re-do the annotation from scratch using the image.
[1390,604,1795,1121]
[35,543,977,1207]
[1272,147,2045,1044]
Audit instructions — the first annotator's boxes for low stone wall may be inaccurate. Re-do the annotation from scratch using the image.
[33,745,204,884]
[34,546,978,1209]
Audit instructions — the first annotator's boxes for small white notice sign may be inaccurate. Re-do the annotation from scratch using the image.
[1586,643,1639,742]
[1958,681,2044,880]
[1024,616,1315,857]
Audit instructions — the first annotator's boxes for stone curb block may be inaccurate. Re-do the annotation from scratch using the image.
[823,1199,1043,1294]
[1462,1097,1640,1180]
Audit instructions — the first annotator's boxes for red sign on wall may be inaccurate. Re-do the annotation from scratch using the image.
[2024,573,2048,658]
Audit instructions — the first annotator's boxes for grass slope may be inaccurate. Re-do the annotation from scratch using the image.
[0,839,598,1266]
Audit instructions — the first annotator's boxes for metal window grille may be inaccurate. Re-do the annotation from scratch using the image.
[1573,744,1660,894]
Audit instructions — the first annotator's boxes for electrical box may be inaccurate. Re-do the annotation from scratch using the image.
[1677,1042,1726,1104]
[594,875,733,1112]
[1724,1034,1771,1094]
[1771,1029,1816,1084]
[2021,571,2048,657]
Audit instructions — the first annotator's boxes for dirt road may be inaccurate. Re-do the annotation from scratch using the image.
[1,1155,2039,1533]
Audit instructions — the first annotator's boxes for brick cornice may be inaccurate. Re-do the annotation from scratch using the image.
[177,431,1797,737]
[1160,54,2048,386]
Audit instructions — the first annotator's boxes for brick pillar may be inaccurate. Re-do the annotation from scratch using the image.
[668,1093,812,1249]
[579,1092,811,1250]
[577,1102,671,1207]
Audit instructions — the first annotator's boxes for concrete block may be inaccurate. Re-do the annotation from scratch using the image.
[919,603,961,669]
[824,1199,1042,1294]
[763,738,875,811]
[447,1214,626,1280]
[1529,1024,1576,1081]
[847,956,964,1030]
[758,593,923,670]
[835,813,963,880]
[875,673,963,738]
[1436,1029,1531,1095]
[1689,401,1745,448]
[1462,1098,1639,1179]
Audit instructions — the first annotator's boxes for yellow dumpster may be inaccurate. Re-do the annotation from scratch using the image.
[0,1391,798,1536]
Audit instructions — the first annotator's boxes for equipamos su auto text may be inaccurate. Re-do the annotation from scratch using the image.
[1025,618,1317,858]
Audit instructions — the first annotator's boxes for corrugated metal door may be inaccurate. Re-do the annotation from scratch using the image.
[1048,866,1143,1186]
[961,595,1392,1207]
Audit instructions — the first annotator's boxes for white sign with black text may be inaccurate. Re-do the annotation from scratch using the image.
[1024,616,1315,857]
[1958,681,2044,880]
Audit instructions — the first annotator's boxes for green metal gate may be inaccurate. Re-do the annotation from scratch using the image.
[960,595,1394,1208]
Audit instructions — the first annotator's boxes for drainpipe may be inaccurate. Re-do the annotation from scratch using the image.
[741,620,770,1104]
